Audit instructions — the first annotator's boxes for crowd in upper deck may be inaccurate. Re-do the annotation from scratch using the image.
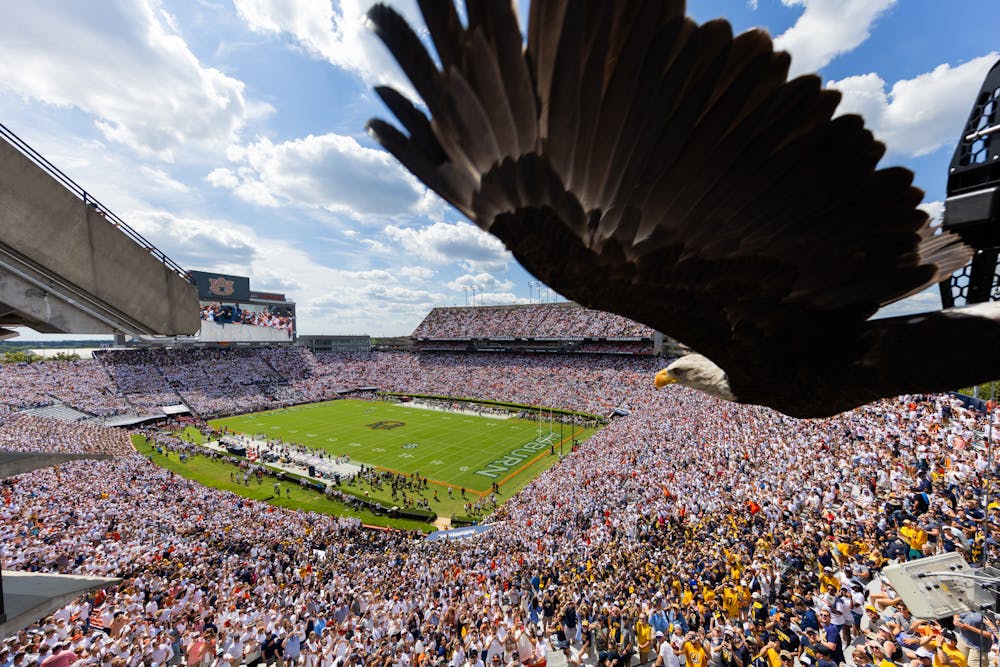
[412,304,655,340]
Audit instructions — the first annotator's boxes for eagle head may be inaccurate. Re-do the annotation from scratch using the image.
[655,354,736,402]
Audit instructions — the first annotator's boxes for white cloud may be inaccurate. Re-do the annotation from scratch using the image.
[829,54,999,157]
[873,287,943,319]
[478,291,528,306]
[774,0,897,76]
[361,238,392,253]
[446,272,513,292]
[0,1,257,162]
[397,266,436,282]
[383,221,510,271]
[140,166,190,193]
[210,133,427,219]
[233,0,422,93]
[206,168,240,189]
[126,209,449,334]
[446,272,519,307]
[919,200,945,226]
[128,210,260,268]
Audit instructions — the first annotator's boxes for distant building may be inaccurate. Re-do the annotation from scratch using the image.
[372,337,414,351]
[298,335,371,353]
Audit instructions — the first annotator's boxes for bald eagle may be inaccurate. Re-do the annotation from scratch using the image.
[365,0,1000,418]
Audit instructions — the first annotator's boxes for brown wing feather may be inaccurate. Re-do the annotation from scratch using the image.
[365,0,973,407]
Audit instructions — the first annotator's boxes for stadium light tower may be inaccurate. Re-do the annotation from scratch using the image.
[938,59,1000,308]
[936,58,1000,556]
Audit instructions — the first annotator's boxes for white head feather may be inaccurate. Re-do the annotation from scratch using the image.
[655,354,736,402]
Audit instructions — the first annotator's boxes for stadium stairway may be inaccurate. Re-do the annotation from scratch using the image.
[0,124,199,338]
[20,403,90,422]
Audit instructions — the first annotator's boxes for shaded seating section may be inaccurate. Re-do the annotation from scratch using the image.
[0,361,129,416]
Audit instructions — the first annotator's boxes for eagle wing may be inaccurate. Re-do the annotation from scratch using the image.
[366,0,970,392]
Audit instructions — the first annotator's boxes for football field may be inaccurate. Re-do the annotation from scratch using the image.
[209,399,594,494]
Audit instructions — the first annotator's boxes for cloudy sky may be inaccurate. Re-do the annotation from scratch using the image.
[2,0,997,338]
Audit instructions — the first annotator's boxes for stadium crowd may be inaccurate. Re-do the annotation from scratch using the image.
[0,361,130,417]
[412,305,655,340]
[3,356,998,667]
[0,413,132,456]
[0,302,661,422]
[93,348,322,417]
[200,304,294,335]
[102,348,663,417]
[305,352,661,415]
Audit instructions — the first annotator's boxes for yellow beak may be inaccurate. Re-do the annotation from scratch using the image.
[655,370,677,390]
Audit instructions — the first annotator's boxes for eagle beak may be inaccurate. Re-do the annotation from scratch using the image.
[655,370,677,390]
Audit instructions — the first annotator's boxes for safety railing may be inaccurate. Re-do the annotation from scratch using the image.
[0,122,192,283]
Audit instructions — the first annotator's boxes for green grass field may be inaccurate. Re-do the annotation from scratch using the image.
[210,399,594,497]
[132,434,434,532]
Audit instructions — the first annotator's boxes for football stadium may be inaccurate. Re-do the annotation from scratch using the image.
[3,2,1000,667]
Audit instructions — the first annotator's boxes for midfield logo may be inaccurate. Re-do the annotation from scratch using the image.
[367,420,406,430]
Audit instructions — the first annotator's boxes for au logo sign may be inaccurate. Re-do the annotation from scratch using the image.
[367,420,406,430]
[208,277,235,296]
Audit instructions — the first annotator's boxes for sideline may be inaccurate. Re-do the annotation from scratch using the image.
[396,400,512,420]
[203,436,362,480]
[373,463,488,497]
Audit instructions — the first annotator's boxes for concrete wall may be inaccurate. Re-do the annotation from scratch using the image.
[0,139,199,335]
[198,319,293,343]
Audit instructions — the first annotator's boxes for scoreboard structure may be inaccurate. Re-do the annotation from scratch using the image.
[190,270,296,344]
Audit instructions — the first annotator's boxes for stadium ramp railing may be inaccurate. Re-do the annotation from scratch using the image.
[0,122,192,283]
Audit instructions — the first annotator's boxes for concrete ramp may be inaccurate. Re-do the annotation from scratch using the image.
[1,570,121,641]
[0,124,199,337]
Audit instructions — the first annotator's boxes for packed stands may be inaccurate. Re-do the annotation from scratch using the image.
[412,303,657,354]
[98,349,182,414]
[0,304,662,423]
[258,345,324,380]
[2,373,996,667]
[3,314,997,667]
[103,348,664,417]
[0,361,129,416]
[0,413,132,456]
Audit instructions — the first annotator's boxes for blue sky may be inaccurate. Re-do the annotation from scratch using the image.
[1,0,997,339]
